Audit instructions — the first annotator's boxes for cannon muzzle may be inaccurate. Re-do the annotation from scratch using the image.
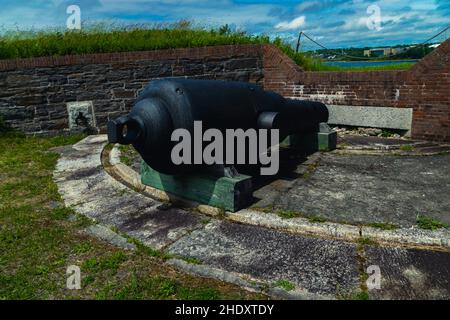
[107,115,144,145]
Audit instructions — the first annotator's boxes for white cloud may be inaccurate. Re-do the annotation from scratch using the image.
[296,1,321,12]
[275,16,305,31]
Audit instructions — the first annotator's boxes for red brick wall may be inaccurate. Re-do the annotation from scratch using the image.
[263,39,450,142]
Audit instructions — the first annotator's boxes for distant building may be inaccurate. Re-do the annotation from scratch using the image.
[363,47,407,57]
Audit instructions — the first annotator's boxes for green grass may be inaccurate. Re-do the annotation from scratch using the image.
[273,279,295,291]
[301,163,318,180]
[74,241,94,254]
[367,222,398,231]
[108,274,222,300]
[271,208,331,222]
[399,145,415,152]
[81,252,128,273]
[308,215,327,223]
[0,24,251,58]
[356,63,414,71]
[120,155,132,166]
[0,132,263,299]
[317,62,414,72]
[0,24,306,65]
[118,145,135,166]
[276,209,303,219]
[275,209,328,222]
[177,256,203,265]
[0,23,413,71]
[416,215,448,231]
[379,129,398,138]
[350,291,370,300]
[356,237,378,246]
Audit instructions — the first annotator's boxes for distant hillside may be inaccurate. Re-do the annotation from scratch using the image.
[309,43,436,61]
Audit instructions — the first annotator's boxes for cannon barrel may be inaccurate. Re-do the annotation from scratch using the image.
[107,78,328,175]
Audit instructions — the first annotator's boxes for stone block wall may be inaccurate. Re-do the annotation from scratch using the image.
[0,45,264,134]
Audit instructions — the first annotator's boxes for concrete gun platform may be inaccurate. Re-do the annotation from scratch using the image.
[53,135,450,299]
[254,152,450,228]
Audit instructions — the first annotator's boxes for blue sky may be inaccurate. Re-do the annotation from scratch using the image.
[0,0,448,48]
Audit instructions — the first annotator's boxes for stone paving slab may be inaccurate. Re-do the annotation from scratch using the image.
[267,153,450,228]
[365,245,450,300]
[85,224,136,250]
[54,135,204,250]
[119,204,205,250]
[337,135,450,154]
[168,220,360,296]
[339,135,415,147]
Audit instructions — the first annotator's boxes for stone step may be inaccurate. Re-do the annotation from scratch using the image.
[337,134,450,154]
[412,145,450,154]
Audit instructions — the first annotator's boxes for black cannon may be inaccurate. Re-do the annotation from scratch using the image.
[107,78,328,175]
